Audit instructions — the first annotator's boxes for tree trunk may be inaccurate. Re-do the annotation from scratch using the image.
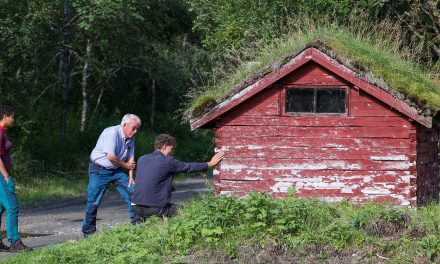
[80,38,92,132]
[59,0,75,141]
[150,79,156,131]
[92,86,104,117]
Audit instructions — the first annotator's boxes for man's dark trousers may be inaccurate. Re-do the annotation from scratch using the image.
[82,167,134,236]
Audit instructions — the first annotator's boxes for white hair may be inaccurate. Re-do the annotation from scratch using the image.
[121,114,141,126]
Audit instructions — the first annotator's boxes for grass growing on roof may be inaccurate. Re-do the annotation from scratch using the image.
[5,192,440,263]
[185,19,440,120]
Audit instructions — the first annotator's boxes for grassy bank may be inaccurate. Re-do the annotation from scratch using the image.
[5,192,440,263]
[14,172,88,207]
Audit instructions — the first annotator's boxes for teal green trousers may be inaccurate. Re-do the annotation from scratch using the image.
[0,172,19,244]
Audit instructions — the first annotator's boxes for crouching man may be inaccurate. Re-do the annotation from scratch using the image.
[131,134,224,220]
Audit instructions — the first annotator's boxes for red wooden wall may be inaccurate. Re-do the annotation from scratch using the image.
[214,61,427,206]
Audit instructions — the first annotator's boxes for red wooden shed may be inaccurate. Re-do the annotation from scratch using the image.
[190,40,439,206]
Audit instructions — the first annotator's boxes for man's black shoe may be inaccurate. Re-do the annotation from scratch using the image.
[131,216,143,225]
[10,239,32,252]
[0,241,9,252]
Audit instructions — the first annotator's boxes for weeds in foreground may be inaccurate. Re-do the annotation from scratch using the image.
[5,192,440,263]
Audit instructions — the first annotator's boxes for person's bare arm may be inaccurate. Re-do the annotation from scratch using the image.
[128,157,135,187]
[107,154,136,170]
[207,151,225,168]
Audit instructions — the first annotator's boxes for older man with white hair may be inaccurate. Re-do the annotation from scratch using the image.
[82,114,141,237]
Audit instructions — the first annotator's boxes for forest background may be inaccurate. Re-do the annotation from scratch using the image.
[0,0,439,203]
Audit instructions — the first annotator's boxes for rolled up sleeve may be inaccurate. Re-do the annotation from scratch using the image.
[101,130,117,155]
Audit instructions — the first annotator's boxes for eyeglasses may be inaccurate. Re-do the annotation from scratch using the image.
[127,124,140,131]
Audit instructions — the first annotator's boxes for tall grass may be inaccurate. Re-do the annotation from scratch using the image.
[6,192,440,263]
[15,172,88,206]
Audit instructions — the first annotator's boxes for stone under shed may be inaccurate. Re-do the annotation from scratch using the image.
[190,39,440,206]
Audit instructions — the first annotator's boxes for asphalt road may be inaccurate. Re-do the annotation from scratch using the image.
[0,176,213,260]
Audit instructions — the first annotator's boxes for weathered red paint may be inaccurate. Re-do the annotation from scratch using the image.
[192,47,438,206]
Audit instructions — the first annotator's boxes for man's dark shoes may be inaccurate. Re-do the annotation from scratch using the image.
[10,239,32,252]
[0,241,9,252]
[131,216,143,225]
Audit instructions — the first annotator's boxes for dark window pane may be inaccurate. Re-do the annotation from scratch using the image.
[316,89,346,113]
[285,88,314,113]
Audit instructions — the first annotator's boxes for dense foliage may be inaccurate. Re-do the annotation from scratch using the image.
[0,0,212,178]
[0,0,438,178]
[6,192,440,263]
[187,0,440,64]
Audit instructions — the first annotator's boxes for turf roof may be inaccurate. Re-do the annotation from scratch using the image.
[186,27,440,121]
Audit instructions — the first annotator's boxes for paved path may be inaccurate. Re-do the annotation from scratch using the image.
[0,176,213,259]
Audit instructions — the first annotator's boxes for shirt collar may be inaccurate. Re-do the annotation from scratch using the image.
[117,125,132,143]
[154,150,164,156]
[0,125,7,132]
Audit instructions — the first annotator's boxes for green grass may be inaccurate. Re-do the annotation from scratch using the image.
[186,20,440,120]
[5,192,440,263]
[13,170,210,207]
[14,172,88,207]
[12,169,211,207]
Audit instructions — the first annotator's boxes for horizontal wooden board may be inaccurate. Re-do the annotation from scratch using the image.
[216,178,413,205]
[223,87,279,117]
[280,61,348,85]
[219,146,412,161]
[216,136,414,149]
[218,180,272,192]
[224,105,279,117]
[351,101,398,111]
[220,157,415,171]
[350,90,385,103]
[221,116,412,128]
[218,168,413,181]
[350,109,401,117]
[216,126,411,139]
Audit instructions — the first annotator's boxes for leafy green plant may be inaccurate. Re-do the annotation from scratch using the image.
[418,236,440,261]
[6,193,440,263]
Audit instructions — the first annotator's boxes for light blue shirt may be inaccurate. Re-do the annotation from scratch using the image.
[90,125,135,169]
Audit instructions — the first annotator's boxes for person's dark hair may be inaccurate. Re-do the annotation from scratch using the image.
[154,134,176,150]
[0,105,14,120]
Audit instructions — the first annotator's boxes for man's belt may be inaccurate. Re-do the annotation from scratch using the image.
[89,161,117,170]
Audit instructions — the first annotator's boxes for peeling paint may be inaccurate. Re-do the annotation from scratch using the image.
[370,155,408,161]
[361,187,391,195]
[248,145,264,150]
[341,188,354,194]
[273,177,322,183]
[363,176,372,183]
[244,176,263,180]
[271,182,294,193]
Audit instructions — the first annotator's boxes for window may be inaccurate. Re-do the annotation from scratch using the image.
[285,88,346,114]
